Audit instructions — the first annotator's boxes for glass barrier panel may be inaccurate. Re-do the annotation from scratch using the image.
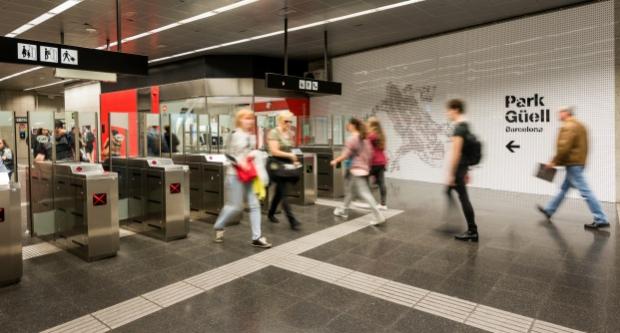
[28,111,55,236]
[0,112,17,183]
[74,112,99,163]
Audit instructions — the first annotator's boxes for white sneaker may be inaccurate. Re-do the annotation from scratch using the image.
[371,215,386,226]
[333,208,349,218]
[252,237,272,248]
[214,229,224,243]
[377,204,388,211]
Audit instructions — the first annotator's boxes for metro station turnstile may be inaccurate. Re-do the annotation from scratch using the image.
[173,154,240,224]
[286,152,317,205]
[31,161,119,261]
[121,157,189,241]
[300,146,344,198]
[0,183,22,286]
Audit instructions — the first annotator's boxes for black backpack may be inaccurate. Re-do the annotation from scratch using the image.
[463,131,482,166]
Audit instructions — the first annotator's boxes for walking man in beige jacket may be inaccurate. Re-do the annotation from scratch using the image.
[537,107,609,229]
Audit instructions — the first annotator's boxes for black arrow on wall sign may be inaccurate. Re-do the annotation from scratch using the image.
[506,140,520,153]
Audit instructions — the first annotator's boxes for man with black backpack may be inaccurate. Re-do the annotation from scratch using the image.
[446,99,480,242]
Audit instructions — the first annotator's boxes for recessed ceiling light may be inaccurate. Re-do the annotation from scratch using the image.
[157,44,168,48]
[124,11,137,18]
[86,27,97,33]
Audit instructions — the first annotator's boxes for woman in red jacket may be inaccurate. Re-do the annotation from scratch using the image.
[367,117,388,210]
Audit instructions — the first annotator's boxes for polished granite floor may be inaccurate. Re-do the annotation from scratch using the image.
[1,179,618,333]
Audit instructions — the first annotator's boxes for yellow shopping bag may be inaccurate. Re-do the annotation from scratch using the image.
[253,178,266,200]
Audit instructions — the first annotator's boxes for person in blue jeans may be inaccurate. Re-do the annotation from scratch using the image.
[213,109,272,248]
[537,107,609,229]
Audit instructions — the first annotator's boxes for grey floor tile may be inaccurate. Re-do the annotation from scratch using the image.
[391,309,466,333]
[547,285,606,310]
[345,297,409,327]
[275,274,330,298]
[494,274,552,297]
[243,266,298,287]
[308,284,367,311]
[536,300,606,332]
[324,313,387,333]
[482,288,545,318]
[274,301,341,331]
[395,267,446,290]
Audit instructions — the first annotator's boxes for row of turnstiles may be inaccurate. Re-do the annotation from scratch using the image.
[0,146,344,286]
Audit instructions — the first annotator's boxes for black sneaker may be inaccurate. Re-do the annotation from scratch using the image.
[455,231,479,242]
[290,220,301,231]
[584,221,610,229]
[268,215,280,223]
[252,237,272,248]
[536,205,551,220]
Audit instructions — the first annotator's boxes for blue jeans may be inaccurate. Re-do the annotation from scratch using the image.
[545,166,607,223]
[214,175,262,240]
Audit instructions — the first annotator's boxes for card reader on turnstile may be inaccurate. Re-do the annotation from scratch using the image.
[125,158,189,241]
[0,180,21,286]
[53,162,119,261]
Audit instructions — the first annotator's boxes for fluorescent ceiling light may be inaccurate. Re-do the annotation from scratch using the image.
[0,67,43,82]
[24,79,77,91]
[150,0,426,64]
[1,0,257,83]
[4,0,84,38]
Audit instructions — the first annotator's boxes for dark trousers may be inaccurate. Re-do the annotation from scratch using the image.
[369,165,387,205]
[268,177,298,225]
[447,166,477,233]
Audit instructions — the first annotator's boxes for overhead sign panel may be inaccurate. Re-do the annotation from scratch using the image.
[0,36,148,75]
[265,73,342,95]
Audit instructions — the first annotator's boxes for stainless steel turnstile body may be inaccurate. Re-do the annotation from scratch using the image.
[299,146,344,198]
[286,152,317,205]
[173,154,240,224]
[54,163,119,261]
[124,158,189,241]
[0,183,22,286]
[31,162,119,261]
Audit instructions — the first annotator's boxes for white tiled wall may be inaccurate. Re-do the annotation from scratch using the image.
[313,2,615,202]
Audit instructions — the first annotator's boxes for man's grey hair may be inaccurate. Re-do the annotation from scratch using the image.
[558,106,575,116]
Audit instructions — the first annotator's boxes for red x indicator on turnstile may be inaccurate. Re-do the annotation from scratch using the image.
[169,183,181,194]
[93,193,107,206]
[0,208,4,223]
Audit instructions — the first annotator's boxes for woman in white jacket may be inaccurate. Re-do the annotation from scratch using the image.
[213,109,271,248]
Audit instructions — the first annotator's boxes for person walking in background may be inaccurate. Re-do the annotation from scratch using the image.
[0,139,14,178]
[213,109,271,248]
[83,125,96,162]
[331,118,386,225]
[446,99,479,242]
[537,107,609,229]
[267,111,301,230]
[367,117,388,210]
[163,125,180,153]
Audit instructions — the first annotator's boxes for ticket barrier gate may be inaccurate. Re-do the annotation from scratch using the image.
[300,146,344,198]
[0,182,22,286]
[31,162,119,261]
[122,158,189,241]
[172,154,240,224]
[263,152,317,212]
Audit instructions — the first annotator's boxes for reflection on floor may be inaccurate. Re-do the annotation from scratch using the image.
[2,179,618,333]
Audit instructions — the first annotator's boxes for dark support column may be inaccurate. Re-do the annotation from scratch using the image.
[284,16,288,75]
[323,30,330,81]
[614,0,620,210]
[116,0,122,52]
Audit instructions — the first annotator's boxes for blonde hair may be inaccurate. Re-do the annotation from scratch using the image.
[277,111,294,126]
[235,109,254,128]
